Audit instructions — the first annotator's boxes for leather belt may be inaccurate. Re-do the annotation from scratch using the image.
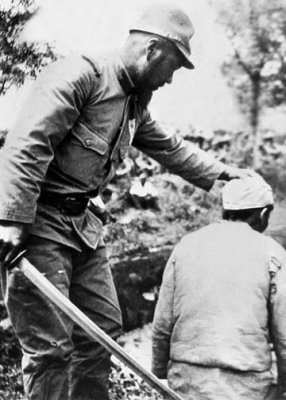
[39,192,89,216]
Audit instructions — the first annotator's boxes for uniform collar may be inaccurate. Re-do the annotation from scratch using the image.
[115,55,135,95]
[220,220,252,230]
[112,53,152,107]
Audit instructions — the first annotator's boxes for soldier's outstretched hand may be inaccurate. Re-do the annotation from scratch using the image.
[218,166,259,182]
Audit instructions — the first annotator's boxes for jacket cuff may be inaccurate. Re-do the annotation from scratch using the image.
[0,208,35,224]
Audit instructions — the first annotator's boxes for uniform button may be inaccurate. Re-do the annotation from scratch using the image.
[85,139,91,146]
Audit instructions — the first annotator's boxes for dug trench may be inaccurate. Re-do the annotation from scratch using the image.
[111,245,172,331]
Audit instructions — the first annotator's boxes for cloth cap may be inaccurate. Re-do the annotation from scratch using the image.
[222,176,274,210]
[129,4,195,69]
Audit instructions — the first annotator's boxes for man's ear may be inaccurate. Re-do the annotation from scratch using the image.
[260,207,268,219]
[146,38,159,61]
[260,206,271,229]
[260,206,272,219]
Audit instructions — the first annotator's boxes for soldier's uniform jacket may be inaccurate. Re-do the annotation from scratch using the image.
[0,52,225,250]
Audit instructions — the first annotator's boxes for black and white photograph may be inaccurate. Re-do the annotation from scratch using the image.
[0,0,286,399]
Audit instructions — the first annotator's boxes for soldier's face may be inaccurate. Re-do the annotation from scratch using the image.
[139,41,183,92]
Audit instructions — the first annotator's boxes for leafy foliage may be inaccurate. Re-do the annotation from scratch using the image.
[0,304,23,400]
[109,360,163,400]
[214,0,286,167]
[0,0,56,96]
[216,0,286,107]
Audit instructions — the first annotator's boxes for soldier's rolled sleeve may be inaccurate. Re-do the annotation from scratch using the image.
[152,252,176,379]
[0,55,96,223]
[133,111,226,191]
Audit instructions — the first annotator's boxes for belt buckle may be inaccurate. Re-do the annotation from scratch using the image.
[59,196,83,216]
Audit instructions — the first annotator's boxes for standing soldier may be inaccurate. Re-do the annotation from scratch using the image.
[0,4,254,400]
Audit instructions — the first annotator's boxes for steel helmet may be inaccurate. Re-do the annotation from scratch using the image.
[129,3,195,69]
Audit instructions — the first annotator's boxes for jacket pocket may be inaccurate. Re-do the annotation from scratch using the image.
[72,125,109,155]
[53,123,110,188]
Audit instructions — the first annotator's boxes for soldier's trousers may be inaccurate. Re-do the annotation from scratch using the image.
[0,235,122,400]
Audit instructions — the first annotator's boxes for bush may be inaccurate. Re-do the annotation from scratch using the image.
[109,360,163,400]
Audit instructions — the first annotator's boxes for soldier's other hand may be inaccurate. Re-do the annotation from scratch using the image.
[0,222,28,267]
[218,166,259,182]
